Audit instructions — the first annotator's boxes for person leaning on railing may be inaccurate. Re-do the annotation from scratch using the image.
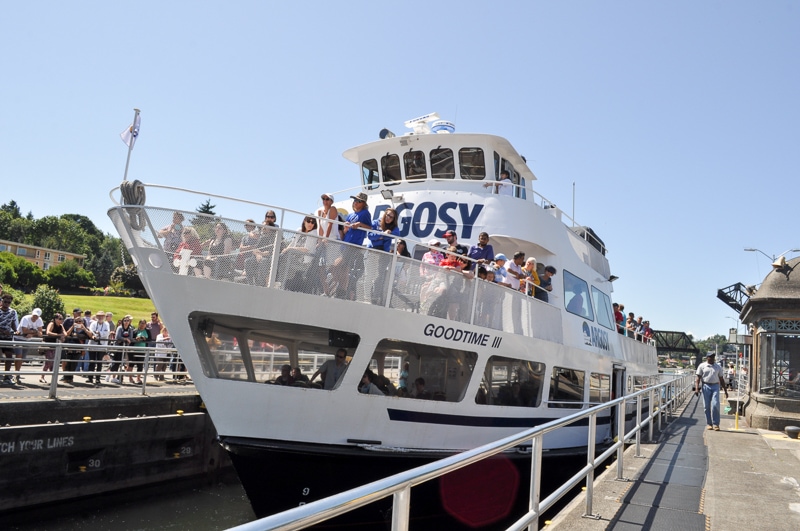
[41,314,66,384]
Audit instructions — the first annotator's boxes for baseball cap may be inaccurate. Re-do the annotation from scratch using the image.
[495,254,507,261]
[73,308,82,313]
[428,239,440,247]
[322,193,334,201]
[350,192,368,203]
[443,229,456,238]
[32,308,42,317]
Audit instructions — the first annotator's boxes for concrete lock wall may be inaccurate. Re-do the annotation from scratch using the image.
[0,396,231,512]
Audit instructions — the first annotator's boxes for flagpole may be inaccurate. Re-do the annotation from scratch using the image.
[122,108,141,182]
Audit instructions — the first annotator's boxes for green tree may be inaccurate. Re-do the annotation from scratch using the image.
[86,249,115,287]
[111,264,146,295]
[0,251,46,291]
[31,285,65,323]
[0,200,22,219]
[8,217,33,244]
[45,260,95,291]
[197,199,216,215]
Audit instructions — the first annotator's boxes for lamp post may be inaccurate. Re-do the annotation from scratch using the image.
[744,248,800,261]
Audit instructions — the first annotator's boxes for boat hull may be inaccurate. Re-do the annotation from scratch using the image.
[223,436,589,529]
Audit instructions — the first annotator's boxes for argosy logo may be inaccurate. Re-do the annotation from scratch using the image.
[373,201,484,240]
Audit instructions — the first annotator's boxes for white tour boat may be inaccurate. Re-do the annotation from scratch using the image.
[108,113,658,528]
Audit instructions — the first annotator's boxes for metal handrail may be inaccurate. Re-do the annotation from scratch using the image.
[228,373,694,531]
[0,339,188,398]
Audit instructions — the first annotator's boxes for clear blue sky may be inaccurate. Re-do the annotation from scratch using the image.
[2,1,798,340]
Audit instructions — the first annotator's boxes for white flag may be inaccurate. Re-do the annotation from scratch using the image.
[120,112,141,149]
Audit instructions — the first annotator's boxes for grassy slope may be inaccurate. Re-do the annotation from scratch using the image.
[60,295,158,323]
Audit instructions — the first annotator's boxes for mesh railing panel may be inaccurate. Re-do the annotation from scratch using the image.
[117,206,564,341]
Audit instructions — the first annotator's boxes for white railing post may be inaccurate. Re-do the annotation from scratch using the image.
[634,393,643,457]
[48,344,64,399]
[528,433,543,531]
[391,485,411,531]
[616,398,626,480]
[584,412,597,518]
[653,387,660,435]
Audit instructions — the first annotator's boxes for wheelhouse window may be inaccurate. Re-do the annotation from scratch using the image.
[403,151,427,181]
[591,287,614,331]
[564,270,594,320]
[458,147,486,180]
[476,355,545,407]
[430,148,455,179]
[549,366,585,408]
[364,338,477,401]
[381,154,401,185]
[362,159,379,190]
[588,372,611,404]
[191,312,359,390]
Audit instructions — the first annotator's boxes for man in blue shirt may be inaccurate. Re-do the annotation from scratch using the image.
[331,193,372,299]
[343,193,372,245]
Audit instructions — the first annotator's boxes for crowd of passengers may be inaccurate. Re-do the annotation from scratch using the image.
[613,302,654,342]
[157,193,559,313]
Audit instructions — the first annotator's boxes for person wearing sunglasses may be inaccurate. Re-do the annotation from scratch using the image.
[310,348,349,390]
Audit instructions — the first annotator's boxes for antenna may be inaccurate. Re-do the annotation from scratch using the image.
[572,182,576,227]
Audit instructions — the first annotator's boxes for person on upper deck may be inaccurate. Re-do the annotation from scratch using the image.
[245,212,280,285]
[331,193,371,299]
[420,240,444,277]
[158,211,185,255]
[442,230,468,257]
[505,251,525,291]
[317,193,339,240]
[484,170,514,197]
[366,208,399,252]
[613,303,625,334]
[625,312,636,337]
[492,254,509,287]
[467,232,494,271]
[201,222,234,280]
[534,265,557,303]
[521,257,540,296]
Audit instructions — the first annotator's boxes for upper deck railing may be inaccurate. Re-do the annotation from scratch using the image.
[109,183,638,349]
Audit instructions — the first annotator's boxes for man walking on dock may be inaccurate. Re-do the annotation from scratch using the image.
[695,353,728,430]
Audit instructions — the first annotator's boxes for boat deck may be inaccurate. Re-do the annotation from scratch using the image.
[548,395,800,530]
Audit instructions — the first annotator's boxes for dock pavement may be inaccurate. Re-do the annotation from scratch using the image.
[547,392,800,530]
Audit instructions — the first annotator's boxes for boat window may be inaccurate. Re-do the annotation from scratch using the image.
[591,287,615,331]
[493,151,500,179]
[458,147,486,180]
[364,338,477,401]
[632,376,649,391]
[563,270,594,321]
[476,355,545,407]
[430,148,455,179]
[548,366,585,408]
[362,159,379,190]
[190,312,359,389]
[382,154,401,185]
[589,372,611,404]
[403,150,427,181]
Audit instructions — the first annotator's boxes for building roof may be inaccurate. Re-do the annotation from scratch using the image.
[740,256,800,322]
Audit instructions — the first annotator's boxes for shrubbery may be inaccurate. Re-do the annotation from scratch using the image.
[31,285,66,322]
